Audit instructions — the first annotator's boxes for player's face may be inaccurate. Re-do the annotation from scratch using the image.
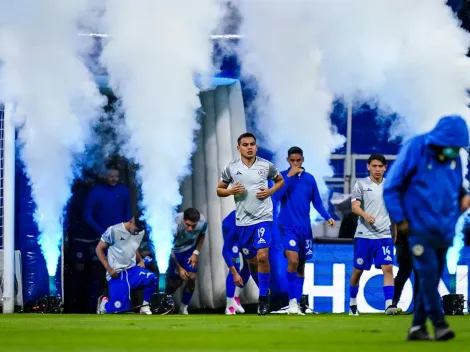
[106,169,119,186]
[183,220,198,232]
[237,137,258,159]
[367,160,386,179]
[287,153,304,168]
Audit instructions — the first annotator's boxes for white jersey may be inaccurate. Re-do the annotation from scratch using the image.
[172,212,207,253]
[221,156,280,226]
[351,177,391,239]
[101,223,145,280]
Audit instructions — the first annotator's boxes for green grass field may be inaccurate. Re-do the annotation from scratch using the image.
[0,314,469,351]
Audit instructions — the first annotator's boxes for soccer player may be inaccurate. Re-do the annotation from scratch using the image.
[96,217,157,315]
[348,153,400,316]
[165,208,207,315]
[272,146,336,315]
[383,115,470,341]
[217,132,284,315]
[222,210,251,315]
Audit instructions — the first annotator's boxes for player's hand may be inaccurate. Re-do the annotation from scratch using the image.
[327,218,336,227]
[397,220,409,235]
[137,260,145,268]
[363,213,375,224]
[287,166,304,177]
[188,253,199,269]
[233,273,244,287]
[461,195,470,212]
[107,267,119,278]
[256,187,272,200]
[178,267,189,281]
[231,182,246,195]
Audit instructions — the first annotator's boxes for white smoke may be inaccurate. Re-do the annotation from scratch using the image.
[307,0,470,138]
[99,0,224,272]
[236,1,345,209]
[0,0,105,275]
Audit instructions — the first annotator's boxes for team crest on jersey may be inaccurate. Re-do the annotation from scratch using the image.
[258,169,265,176]
[114,301,122,308]
[242,248,249,255]
[76,252,83,259]
[356,258,364,265]
[289,240,296,247]
[412,244,424,256]
[232,246,239,254]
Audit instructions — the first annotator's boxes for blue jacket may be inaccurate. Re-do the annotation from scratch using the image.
[83,184,132,238]
[273,169,331,227]
[383,115,469,247]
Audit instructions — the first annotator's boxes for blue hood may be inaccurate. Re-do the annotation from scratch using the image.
[426,115,469,148]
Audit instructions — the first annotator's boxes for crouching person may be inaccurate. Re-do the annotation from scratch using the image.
[96,216,157,315]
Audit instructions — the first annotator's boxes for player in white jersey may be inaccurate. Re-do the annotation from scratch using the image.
[95,217,157,315]
[165,208,207,315]
[348,154,401,316]
[217,132,284,315]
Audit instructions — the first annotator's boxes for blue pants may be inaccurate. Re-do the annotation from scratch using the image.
[105,266,157,313]
[167,247,198,278]
[408,236,447,326]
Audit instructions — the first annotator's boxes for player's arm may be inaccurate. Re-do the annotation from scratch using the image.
[391,221,398,244]
[351,183,375,224]
[136,249,145,268]
[383,140,419,232]
[217,180,234,197]
[272,171,294,201]
[267,162,285,195]
[459,186,470,212]
[96,230,118,278]
[310,175,335,227]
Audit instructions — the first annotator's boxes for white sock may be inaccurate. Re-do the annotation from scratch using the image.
[350,298,357,306]
[226,297,235,307]
[385,299,392,309]
[180,303,188,311]
[235,286,243,297]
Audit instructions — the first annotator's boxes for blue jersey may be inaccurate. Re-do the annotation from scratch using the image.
[273,169,331,227]
[384,115,469,247]
[83,184,131,237]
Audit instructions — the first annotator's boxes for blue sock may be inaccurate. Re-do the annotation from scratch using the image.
[258,272,270,297]
[383,285,394,302]
[286,271,297,301]
[251,272,259,286]
[182,290,193,306]
[226,263,240,298]
[240,262,251,287]
[295,276,304,302]
[350,286,359,305]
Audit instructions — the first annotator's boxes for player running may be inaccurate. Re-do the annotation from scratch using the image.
[348,154,401,316]
[384,115,470,341]
[165,208,207,315]
[222,210,251,315]
[217,132,284,315]
[273,146,335,315]
[96,217,157,315]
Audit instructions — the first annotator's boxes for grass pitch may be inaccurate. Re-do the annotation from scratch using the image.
[0,314,469,351]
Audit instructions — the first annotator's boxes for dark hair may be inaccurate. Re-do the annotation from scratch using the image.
[237,132,257,145]
[106,163,120,171]
[368,153,387,165]
[183,208,201,223]
[288,146,303,157]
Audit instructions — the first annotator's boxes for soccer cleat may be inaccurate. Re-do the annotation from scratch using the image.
[288,299,299,315]
[180,304,189,315]
[140,305,152,315]
[234,297,245,314]
[96,295,108,314]
[257,301,270,316]
[385,305,402,315]
[225,306,236,315]
[349,305,359,316]
[434,321,455,341]
[407,325,432,341]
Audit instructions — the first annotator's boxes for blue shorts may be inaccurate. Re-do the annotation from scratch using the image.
[353,237,394,270]
[166,247,198,278]
[237,221,272,259]
[280,225,313,261]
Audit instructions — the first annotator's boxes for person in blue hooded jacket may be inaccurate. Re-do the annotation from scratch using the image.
[383,115,470,341]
